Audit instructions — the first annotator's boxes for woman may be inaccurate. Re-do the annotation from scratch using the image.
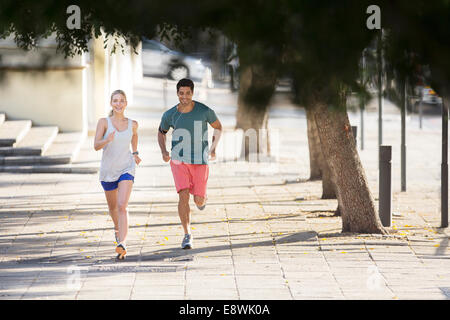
[94,90,141,260]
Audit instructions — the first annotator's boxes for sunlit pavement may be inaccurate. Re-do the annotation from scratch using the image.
[0,79,449,300]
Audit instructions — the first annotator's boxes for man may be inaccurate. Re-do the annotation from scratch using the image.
[158,78,222,249]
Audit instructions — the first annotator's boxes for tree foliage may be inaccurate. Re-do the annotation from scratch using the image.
[2,1,448,92]
[382,1,450,96]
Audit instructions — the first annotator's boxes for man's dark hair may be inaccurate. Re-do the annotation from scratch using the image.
[176,78,194,93]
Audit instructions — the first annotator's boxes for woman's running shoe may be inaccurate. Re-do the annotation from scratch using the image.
[115,243,127,260]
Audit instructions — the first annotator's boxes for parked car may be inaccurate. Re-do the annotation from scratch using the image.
[415,85,443,105]
[141,38,207,80]
[421,86,443,105]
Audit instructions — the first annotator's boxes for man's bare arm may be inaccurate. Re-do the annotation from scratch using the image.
[158,127,171,162]
[209,119,222,159]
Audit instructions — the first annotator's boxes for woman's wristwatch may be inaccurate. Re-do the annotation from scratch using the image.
[132,151,139,156]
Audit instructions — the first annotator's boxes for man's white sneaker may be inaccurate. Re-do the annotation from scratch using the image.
[181,234,193,249]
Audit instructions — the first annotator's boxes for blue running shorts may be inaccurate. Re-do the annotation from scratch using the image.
[101,173,134,191]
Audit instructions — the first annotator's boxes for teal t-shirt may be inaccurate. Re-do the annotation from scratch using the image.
[160,101,218,165]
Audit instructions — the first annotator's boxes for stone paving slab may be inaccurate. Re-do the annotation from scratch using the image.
[0,100,449,300]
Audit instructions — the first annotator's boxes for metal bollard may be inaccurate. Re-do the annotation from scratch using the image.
[379,145,392,227]
[360,107,365,150]
[419,101,423,129]
[351,126,357,146]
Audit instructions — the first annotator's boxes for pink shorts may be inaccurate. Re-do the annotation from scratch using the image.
[170,160,209,197]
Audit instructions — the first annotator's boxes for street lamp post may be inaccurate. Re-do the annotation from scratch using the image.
[377,30,384,164]
[401,79,407,192]
[360,50,366,150]
[360,101,364,150]
[442,100,448,228]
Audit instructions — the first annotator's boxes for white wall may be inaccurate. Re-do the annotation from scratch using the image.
[0,35,88,132]
[0,33,144,133]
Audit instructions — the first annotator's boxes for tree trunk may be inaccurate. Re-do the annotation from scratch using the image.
[311,98,386,234]
[315,112,339,214]
[320,150,336,199]
[235,65,277,160]
[306,107,322,180]
[306,106,336,198]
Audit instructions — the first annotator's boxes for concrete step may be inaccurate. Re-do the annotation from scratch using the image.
[0,113,5,126]
[0,120,32,147]
[0,131,86,166]
[0,154,71,166]
[0,126,58,156]
[43,131,85,159]
[0,165,97,174]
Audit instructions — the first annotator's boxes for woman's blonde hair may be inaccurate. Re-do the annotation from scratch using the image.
[109,90,127,116]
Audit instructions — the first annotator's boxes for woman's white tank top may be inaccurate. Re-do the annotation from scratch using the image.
[99,117,136,182]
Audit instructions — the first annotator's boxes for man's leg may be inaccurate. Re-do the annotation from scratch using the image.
[178,188,191,235]
[192,164,209,210]
[171,161,194,248]
[193,195,206,208]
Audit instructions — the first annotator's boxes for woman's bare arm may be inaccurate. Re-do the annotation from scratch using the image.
[94,118,114,151]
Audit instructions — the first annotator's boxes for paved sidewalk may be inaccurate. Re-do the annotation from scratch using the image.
[0,96,449,300]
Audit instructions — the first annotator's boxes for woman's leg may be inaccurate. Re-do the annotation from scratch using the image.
[104,189,119,238]
[117,180,134,244]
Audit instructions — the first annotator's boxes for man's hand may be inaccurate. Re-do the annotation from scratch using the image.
[209,119,222,162]
[162,151,171,162]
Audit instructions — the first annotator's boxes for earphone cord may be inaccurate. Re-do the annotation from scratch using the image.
[172,111,184,129]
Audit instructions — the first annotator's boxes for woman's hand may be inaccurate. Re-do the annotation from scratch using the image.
[209,149,216,161]
[133,154,142,165]
[106,131,116,143]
